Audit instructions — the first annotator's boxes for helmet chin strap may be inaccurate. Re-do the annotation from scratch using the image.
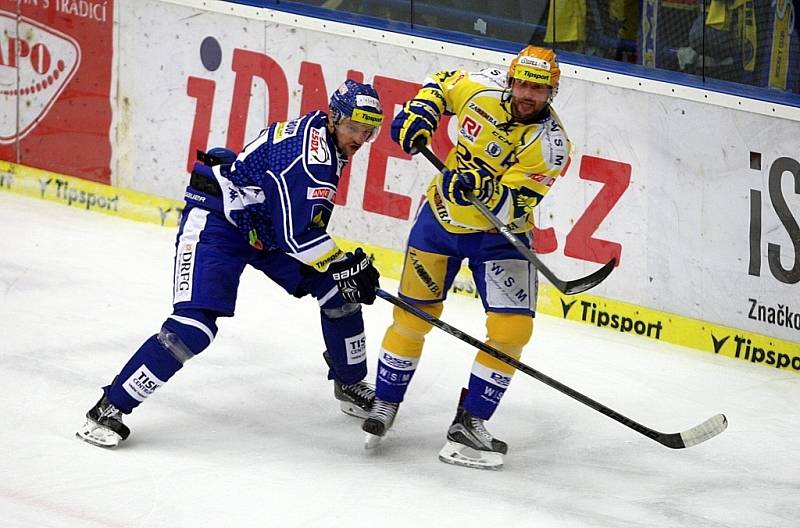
[502,83,513,102]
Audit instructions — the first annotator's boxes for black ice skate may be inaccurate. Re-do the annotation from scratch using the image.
[438,406,507,470]
[362,398,399,449]
[323,351,375,419]
[333,379,375,419]
[76,395,131,448]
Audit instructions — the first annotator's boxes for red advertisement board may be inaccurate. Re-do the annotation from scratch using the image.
[0,1,113,183]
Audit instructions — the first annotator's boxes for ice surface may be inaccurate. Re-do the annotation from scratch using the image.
[1,191,798,527]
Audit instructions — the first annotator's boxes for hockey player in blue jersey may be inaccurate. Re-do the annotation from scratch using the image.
[77,80,384,448]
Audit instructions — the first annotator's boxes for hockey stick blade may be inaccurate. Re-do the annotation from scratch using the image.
[556,257,616,295]
[416,144,614,295]
[669,413,728,449]
[602,407,728,449]
[377,289,728,449]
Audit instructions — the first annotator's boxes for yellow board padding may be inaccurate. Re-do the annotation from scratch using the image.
[537,286,800,375]
[3,160,797,375]
[0,160,184,227]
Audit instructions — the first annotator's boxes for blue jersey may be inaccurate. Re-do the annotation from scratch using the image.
[188,111,348,273]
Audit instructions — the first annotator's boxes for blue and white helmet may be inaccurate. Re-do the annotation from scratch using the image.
[329,80,384,140]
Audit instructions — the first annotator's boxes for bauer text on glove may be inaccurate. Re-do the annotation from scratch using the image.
[329,248,380,304]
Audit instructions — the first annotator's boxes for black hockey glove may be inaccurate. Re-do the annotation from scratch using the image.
[329,248,380,305]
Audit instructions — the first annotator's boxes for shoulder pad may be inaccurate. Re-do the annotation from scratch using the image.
[471,68,507,88]
[271,118,303,145]
[306,110,328,127]
[430,70,461,84]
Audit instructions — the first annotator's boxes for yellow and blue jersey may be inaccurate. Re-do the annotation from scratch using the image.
[418,68,572,234]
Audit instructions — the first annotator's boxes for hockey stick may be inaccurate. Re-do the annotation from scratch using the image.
[376,288,728,449]
[416,144,615,295]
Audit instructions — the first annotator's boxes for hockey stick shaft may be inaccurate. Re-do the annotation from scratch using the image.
[417,144,615,295]
[376,288,727,449]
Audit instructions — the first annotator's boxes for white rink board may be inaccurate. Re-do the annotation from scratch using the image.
[114,0,800,343]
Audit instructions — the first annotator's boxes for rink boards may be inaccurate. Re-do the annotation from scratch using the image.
[2,160,798,375]
[0,0,798,373]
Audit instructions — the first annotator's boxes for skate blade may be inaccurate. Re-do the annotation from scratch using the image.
[76,421,122,448]
[364,432,384,450]
[438,440,503,470]
[340,401,369,419]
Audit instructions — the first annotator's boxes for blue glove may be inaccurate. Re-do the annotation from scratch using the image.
[441,167,495,206]
[329,248,380,305]
[391,99,439,154]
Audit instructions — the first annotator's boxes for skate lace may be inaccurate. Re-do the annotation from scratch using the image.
[467,415,494,444]
[370,399,398,425]
[342,381,374,403]
[98,402,122,421]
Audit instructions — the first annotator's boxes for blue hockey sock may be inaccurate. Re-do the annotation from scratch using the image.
[105,310,218,413]
[374,349,419,403]
[320,304,367,385]
[462,365,512,420]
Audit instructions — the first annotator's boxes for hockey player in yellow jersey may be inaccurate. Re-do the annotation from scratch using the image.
[362,46,572,469]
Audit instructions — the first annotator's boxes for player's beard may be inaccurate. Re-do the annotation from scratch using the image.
[511,97,545,121]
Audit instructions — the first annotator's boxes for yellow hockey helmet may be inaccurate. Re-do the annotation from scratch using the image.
[507,46,561,94]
